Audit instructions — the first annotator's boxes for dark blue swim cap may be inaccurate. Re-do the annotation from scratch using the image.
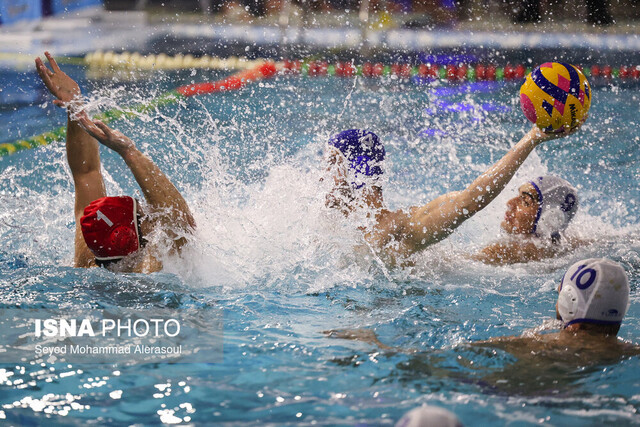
[328,129,385,187]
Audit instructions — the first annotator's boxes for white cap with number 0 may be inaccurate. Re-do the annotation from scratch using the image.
[558,258,630,328]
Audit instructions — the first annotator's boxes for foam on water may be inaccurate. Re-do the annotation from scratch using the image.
[3,72,639,288]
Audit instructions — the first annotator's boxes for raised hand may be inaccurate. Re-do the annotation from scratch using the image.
[77,118,136,155]
[530,121,582,144]
[35,51,81,107]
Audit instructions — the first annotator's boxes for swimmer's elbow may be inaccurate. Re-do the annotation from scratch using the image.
[429,191,482,224]
[456,191,491,219]
[472,246,505,266]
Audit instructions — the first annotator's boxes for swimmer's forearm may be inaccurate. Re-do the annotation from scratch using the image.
[461,127,543,215]
[120,147,195,228]
[66,113,102,176]
[408,127,545,249]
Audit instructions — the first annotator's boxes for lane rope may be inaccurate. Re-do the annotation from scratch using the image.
[3,51,637,157]
[0,60,277,157]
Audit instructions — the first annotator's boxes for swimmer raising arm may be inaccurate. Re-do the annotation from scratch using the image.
[36,52,105,267]
[76,118,196,242]
[36,52,194,272]
[326,127,572,265]
[402,127,558,251]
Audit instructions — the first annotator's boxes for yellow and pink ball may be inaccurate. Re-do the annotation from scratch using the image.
[520,62,592,134]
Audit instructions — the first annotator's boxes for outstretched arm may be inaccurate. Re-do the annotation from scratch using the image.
[36,52,105,267]
[406,127,563,250]
[473,240,557,265]
[77,118,195,249]
[323,329,397,351]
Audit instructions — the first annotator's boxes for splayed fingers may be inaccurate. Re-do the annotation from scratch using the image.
[35,57,54,86]
[77,115,108,141]
[34,51,81,104]
[79,120,135,154]
[44,51,61,73]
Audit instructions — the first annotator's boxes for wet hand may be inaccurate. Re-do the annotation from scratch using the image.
[78,118,135,155]
[35,51,81,106]
[530,122,581,143]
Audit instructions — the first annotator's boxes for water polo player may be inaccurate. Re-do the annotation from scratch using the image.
[556,258,630,335]
[327,258,638,358]
[36,52,195,272]
[325,126,577,266]
[469,258,638,366]
[474,175,582,265]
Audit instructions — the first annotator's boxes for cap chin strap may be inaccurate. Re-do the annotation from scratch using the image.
[529,180,543,235]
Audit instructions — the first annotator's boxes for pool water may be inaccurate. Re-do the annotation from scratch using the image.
[1,64,639,425]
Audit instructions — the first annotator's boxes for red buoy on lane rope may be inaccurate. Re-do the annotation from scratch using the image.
[619,66,629,79]
[317,61,328,76]
[283,59,301,74]
[456,65,468,81]
[419,64,438,78]
[372,63,384,77]
[475,64,486,81]
[392,63,411,78]
[338,62,356,77]
[446,65,457,81]
[362,62,374,77]
[176,61,277,97]
[308,61,318,76]
[486,65,497,81]
[504,64,515,80]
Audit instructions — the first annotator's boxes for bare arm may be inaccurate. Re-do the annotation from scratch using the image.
[36,52,105,267]
[406,127,562,250]
[473,231,591,265]
[323,329,397,351]
[473,240,557,265]
[77,119,195,249]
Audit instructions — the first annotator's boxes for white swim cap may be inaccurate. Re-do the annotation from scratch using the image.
[395,405,463,427]
[529,175,578,238]
[558,258,630,328]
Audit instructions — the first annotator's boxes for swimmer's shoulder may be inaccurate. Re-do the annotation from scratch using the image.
[563,233,593,250]
[469,332,564,356]
[129,250,162,273]
[99,249,162,274]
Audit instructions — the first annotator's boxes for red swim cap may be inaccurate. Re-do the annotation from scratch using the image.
[80,196,141,263]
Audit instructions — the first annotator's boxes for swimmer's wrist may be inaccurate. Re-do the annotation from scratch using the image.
[524,127,547,146]
[119,146,140,162]
[63,95,86,117]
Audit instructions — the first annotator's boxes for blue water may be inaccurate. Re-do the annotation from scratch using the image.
[1,64,639,425]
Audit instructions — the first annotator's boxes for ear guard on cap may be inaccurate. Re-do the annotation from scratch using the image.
[557,285,579,321]
[536,207,566,238]
[557,258,630,328]
[530,176,578,238]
